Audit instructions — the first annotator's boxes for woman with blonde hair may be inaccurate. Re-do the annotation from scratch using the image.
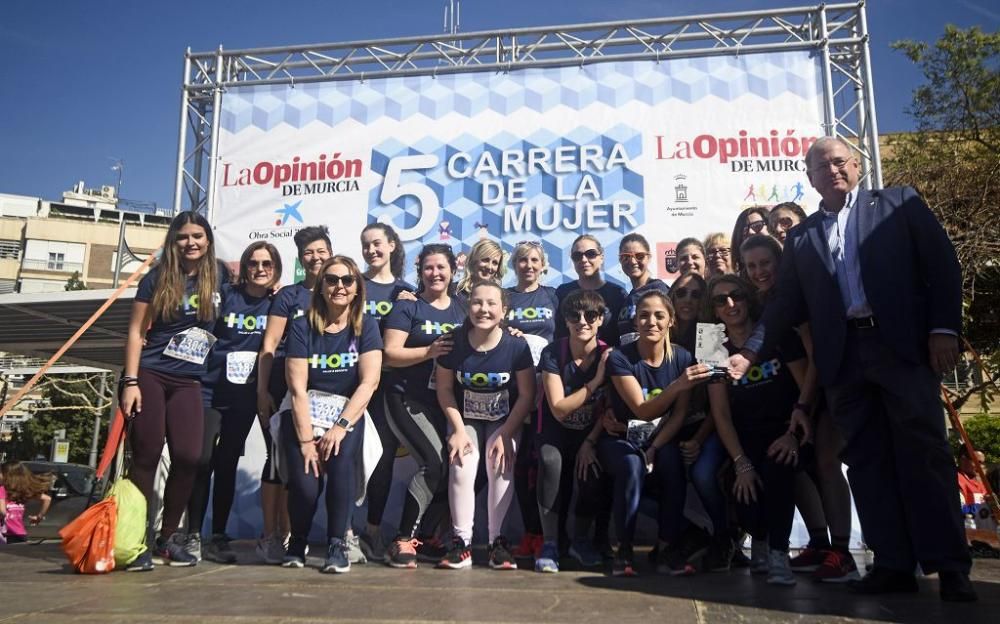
[456,239,505,300]
[703,232,733,279]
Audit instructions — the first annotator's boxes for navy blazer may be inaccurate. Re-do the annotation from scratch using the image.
[762,186,962,386]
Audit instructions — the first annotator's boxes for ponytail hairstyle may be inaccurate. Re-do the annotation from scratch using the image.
[461,280,509,332]
[147,211,219,326]
[619,232,651,253]
[308,256,366,336]
[415,243,458,295]
[636,289,675,362]
[361,222,406,279]
[457,238,505,296]
[238,241,282,290]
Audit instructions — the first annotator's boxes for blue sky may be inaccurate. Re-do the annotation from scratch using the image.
[1,0,997,209]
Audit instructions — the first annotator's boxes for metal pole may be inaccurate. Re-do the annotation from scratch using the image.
[817,7,837,137]
[88,373,108,469]
[112,218,126,288]
[856,1,883,188]
[205,45,225,223]
[174,51,192,215]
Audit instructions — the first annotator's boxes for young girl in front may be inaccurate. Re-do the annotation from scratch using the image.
[435,282,536,569]
[0,462,52,543]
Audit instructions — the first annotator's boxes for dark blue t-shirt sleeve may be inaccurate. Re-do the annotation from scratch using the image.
[268,287,294,318]
[435,328,464,370]
[358,316,384,353]
[607,348,634,377]
[384,299,414,332]
[674,345,694,371]
[539,344,559,375]
[135,268,157,303]
[780,330,807,364]
[286,317,310,359]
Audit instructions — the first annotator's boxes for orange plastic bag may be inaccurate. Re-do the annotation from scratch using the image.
[59,498,118,574]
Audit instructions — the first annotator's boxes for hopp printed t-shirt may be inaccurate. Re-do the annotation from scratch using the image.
[437,327,534,423]
[724,332,806,434]
[204,283,272,406]
[364,278,416,331]
[505,286,559,342]
[285,315,383,396]
[538,339,606,436]
[607,341,692,424]
[383,296,466,405]
[136,266,221,378]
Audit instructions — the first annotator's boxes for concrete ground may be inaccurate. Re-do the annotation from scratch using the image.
[1,542,997,623]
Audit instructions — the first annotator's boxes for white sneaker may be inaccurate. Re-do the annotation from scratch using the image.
[750,538,768,575]
[346,532,367,564]
[766,549,797,586]
[256,533,285,565]
[184,533,202,562]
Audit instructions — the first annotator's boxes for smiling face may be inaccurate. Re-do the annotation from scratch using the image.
[806,140,861,202]
[712,282,750,329]
[468,284,506,331]
[742,246,777,293]
[246,248,276,288]
[669,274,703,323]
[322,262,357,309]
[516,247,544,287]
[420,252,453,295]
[300,239,331,278]
[635,295,673,345]
[705,241,732,276]
[563,307,603,342]
[677,244,705,277]
[619,240,650,281]
[361,228,394,271]
[175,223,209,265]
[571,238,603,279]
[475,251,502,281]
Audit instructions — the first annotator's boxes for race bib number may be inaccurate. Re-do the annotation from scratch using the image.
[563,403,594,430]
[225,351,257,384]
[427,361,438,391]
[619,332,639,346]
[308,390,348,430]
[626,417,661,448]
[163,327,216,365]
[522,334,548,367]
[463,389,510,422]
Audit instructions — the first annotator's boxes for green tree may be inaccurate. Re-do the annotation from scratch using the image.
[65,271,87,291]
[950,414,1000,466]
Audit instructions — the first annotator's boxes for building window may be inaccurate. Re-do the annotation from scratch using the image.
[47,252,65,270]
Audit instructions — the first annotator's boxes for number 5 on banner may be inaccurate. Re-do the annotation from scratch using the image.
[378,154,441,241]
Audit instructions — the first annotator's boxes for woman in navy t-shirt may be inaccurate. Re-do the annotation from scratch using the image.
[120,211,225,570]
[382,244,466,568]
[357,223,415,560]
[188,241,281,564]
[554,234,627,346]
[435,282,536,570]
[604,290,697,577]
[616,233,670,346]
[281,256,383,573]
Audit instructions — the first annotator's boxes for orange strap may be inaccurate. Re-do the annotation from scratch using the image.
[941,385,1000,523]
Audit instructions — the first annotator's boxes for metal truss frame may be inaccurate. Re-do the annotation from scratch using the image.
[173,1,881,216]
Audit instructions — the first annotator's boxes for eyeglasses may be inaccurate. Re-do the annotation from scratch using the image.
[619,252,649,264]
[571,249,602,262]
[247,260,274,269]
[743,221,767,235]
[706,247,730,258]
[808,157,852,172]
[322,274,356,288]
[672,287,702,301]
[564,309,602,325]
[712,290,748,306]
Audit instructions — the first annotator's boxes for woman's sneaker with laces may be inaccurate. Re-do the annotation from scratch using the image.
[513,532,543,558]
[416,535,448,562]
[154,533,198,567]
[766,549,797,586]
[612,544,637,577]
[256,532,286,565]
[359,529,387,561]
[489,536,517,570]
[438,537,473,569]
[813,548,860,583]
[346,532,367,564]
[789,545,828,572]
[322,537,351,574]
[126,549,154,572]
[385,537,420,569]
[203,534,238,564]
[282,536,309,568]
[184,533,202,562]
[534,541,560,573]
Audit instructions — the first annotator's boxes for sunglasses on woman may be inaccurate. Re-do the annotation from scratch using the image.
[672,287,702,301]
[571,249,601,262]
[564,309,602,324]
[247,260,274,269]
[712,290,748,306]
[322,274,356,288]
[743,221,767,235]
[618,252,649,263]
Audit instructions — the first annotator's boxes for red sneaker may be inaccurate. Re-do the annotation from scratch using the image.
[813,548,861,583]
[513,533,543,558]
[789,546,828,573]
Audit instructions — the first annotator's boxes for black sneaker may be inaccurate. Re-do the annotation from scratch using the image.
[321,537,351,574]
[384,536,419,569]
[702,537,734,573]
[203,533,238,564]
[612,544,637,577]
[154,533,198,567]
[489,536,517,570]
[657,544,695,576]
[438,537,472,569]
[126,549,154,572]
[282,536,309,568]
[415,535,448,563]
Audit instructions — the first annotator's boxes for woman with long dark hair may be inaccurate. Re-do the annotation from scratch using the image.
[120,210,225,570]
[730,207,771,273]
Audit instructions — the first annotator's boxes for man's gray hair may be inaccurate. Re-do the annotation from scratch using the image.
[805,136,858,169]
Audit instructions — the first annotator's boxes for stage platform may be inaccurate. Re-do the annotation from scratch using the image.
[1,541,997,623]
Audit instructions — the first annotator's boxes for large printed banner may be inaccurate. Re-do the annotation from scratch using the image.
[214,51,825,286]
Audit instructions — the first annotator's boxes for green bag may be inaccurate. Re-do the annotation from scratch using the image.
[107,478,147,566]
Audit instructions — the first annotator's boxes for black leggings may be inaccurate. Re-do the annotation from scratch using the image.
[186,406,223,535]
[365,381,401,526]
[736,426,796,552]
[130,368,204,539]
[514,421,543,535]
[281,410,365,540]
[384,389,449,539]
[535,428,603,545]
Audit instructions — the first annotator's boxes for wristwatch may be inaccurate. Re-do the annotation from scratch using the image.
[334,417,354,431]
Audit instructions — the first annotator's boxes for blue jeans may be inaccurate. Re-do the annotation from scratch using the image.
[653,429,727,543]
[596,436,645,548]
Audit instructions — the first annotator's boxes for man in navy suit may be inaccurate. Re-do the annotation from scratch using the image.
[737,136,975,601]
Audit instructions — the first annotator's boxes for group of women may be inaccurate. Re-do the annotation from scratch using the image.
[118,202,856,585]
